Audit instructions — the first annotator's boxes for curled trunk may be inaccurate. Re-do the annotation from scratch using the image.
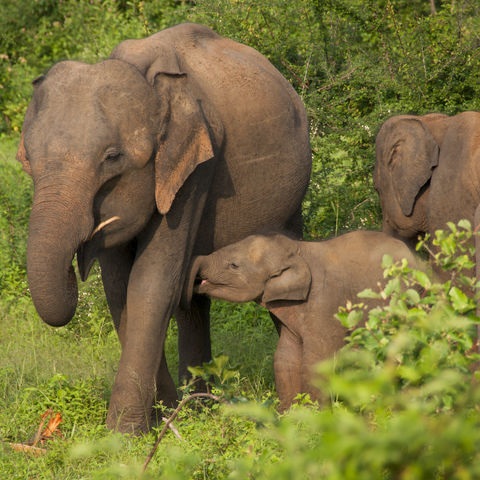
[180,255,206,309]
[27,182,93,327]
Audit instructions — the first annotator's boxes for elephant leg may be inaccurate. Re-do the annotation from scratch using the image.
[176,293,212,385]
[150,351,176,426]
[284,204,304,240]
[274,324,302,411]
[106,161,215,434]
[97,242,136,347]
[301,335,330,404]
[105,213,188,433]
[269,311,282,336]
[98,242,177,427]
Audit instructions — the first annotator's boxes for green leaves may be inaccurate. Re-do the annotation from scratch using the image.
[336,307,364,329]
[448,286,475,314]
[186,355,241,399]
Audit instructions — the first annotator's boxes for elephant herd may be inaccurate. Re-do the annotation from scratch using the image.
[16,23,480,433]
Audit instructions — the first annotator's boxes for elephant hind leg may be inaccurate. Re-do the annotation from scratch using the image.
[151,351,179,426]
[176,293,212,387]
[284,204,304,240]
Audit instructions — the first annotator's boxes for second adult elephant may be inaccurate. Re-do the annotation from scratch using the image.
[17,23,311,433]
[374,112,480,276]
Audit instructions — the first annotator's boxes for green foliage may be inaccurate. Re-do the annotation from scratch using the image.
[0,137,31,302]
[189,0,480,238]
[221,223,480,479]
[187,355,240,396]
[0,0,184,134]
[2,0,479,236]
[16,374,108,436]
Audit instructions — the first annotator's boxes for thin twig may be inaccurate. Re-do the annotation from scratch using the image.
[161,417,183,441]
[349,198,372,223]
[143,392,220,472]
[301,51,313,97]
[280,59,304,87]
[317,66,360,92]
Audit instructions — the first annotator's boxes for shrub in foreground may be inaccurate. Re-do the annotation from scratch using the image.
[225,222,480,479]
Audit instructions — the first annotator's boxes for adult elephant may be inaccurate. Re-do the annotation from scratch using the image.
[373,112,480,274]
[17,23,312,433]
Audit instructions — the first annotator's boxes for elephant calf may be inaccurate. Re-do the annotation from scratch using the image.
[184,231,422,410]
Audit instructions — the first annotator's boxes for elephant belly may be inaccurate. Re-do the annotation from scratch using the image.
[198,146,310,251]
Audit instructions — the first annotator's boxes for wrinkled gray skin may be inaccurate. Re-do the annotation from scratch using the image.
[17,23,311,433]
[374,112,480,281]
[185,231,421,410]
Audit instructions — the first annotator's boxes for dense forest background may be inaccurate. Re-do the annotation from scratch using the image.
[1,1,480,478]
[2,0,479,238]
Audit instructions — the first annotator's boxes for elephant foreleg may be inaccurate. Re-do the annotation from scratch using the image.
[99,242,178,427]
[176,293,212,385]
[98,242,136,347]
[105,215,185,433]
[274,324,302,411]
[106,161,215,433]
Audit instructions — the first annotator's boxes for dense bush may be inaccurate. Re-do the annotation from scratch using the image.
[184,223,480,479]
[2,0,479,236]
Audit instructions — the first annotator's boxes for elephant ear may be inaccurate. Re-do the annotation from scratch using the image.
[378,117,439,217]
[147,51,214,215]
[111,39,216,214]
[16,131,32,176]
[262,247,312,304]
[16,76,44,177]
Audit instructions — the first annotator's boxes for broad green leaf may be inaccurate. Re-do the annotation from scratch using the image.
[448,287,475,314]
[412,270,431,289]
[357,288,381,299]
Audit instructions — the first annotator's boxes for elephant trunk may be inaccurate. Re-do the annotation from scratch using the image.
[180,255,206,309]
[27,181,94,327]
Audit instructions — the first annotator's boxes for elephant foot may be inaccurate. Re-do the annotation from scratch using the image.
[106,388,179,435]
[106,408,151,435]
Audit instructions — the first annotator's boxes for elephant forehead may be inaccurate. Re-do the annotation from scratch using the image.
[246,237,269,264]
[39,60,151,116]
[247,247,262,264]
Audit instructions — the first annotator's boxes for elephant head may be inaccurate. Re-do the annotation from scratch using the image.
[373,114,450,241]
[184,234,312,305]
[17,57,216,327]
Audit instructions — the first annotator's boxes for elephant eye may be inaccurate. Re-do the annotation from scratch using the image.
[229,262,239,270]
[103,148,122,163]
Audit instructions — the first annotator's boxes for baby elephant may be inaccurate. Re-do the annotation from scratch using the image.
[184,231,421,410]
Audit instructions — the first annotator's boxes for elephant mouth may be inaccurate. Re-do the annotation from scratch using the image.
[192,276,204,293]
[194,277,227,293]
[77,216,120,281]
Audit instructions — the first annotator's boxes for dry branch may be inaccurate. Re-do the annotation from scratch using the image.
[143,392,221,472]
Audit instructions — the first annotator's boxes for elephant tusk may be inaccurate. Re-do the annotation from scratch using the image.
[89,216,120,240]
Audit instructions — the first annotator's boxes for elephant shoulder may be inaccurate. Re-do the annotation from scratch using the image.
[164,23,221,42]
[110,24,221,73]
[109,37,156,75]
